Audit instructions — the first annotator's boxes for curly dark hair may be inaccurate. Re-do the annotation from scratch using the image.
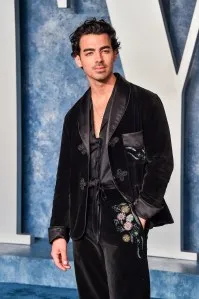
[69,18,121,57]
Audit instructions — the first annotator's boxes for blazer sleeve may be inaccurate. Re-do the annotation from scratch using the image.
[48,114,71,244]
[134,94,174,219]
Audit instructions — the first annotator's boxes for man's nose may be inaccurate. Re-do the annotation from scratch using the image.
[95,52,103,63]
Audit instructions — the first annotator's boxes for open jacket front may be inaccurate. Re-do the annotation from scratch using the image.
[48,73,174,244]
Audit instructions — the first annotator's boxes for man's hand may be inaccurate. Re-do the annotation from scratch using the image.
[138,217,146,229]
[51,238,71,271]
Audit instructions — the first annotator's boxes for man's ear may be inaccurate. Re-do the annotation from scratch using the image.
[74,55,83,68]
[113,50,118,62]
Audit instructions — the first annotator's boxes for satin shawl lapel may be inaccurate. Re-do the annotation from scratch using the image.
[106,73,131,144]
[78,73,131,155]
[78,88,91,156]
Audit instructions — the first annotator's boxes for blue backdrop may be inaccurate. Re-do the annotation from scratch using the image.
[20,0,199,252]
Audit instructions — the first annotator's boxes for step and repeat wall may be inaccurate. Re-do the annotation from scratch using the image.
[1,0,199,258]
[0,0,31,244]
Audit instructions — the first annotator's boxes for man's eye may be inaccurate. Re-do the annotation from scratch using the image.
[86,52,93,56]
[103,50,110,53]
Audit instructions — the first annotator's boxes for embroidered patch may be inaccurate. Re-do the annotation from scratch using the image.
[115,169,128,181]
[121,204,130,214]
[78,143,87,155]
[112,202,144,259]
[80,178,86,190]
[122,234,131,242]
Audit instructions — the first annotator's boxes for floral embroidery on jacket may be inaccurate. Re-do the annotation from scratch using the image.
[112,202,144,259]
[78,143,87,155]
[80,178,86,190]
[115,169,128,181]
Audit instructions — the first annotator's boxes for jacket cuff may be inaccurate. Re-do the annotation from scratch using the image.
[48,226,70,244]
[133,196,164,219]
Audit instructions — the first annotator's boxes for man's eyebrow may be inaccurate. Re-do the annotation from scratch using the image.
[100,46,111,50]
[83,48,95,52]
[83,45,111,52]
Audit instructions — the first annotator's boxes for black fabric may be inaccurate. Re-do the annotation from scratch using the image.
[88,91,115,189]
[48,226,70,244]
[73,188,150,299]
[48,72,174,245]
[87,87,115,213]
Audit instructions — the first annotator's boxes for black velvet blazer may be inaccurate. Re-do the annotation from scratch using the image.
[48,73,174,244]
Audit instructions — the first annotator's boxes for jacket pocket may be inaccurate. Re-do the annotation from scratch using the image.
[122,130,146,185]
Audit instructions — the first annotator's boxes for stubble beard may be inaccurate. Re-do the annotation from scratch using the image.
[89,66,113,83]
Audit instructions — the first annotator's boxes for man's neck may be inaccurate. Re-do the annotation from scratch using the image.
[89,73,116,104]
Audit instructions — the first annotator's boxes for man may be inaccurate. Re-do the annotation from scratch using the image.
[48,18,174,299]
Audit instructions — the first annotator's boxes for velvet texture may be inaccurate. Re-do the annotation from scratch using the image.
[49,73,174,244]
[73,189,150,299]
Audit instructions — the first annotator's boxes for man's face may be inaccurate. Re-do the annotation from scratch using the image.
[74,33,118,82]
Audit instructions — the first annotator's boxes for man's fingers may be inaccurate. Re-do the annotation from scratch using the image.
[51,239,71,271]
[60,249,71,269]
[137,216,146,229]
[52,253,67,271]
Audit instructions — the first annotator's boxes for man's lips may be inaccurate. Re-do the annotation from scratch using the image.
[94,66,106,70]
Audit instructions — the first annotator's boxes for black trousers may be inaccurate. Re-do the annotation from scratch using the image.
[72,188,150,299]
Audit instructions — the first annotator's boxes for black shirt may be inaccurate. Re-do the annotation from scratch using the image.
[87,82,117,204]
